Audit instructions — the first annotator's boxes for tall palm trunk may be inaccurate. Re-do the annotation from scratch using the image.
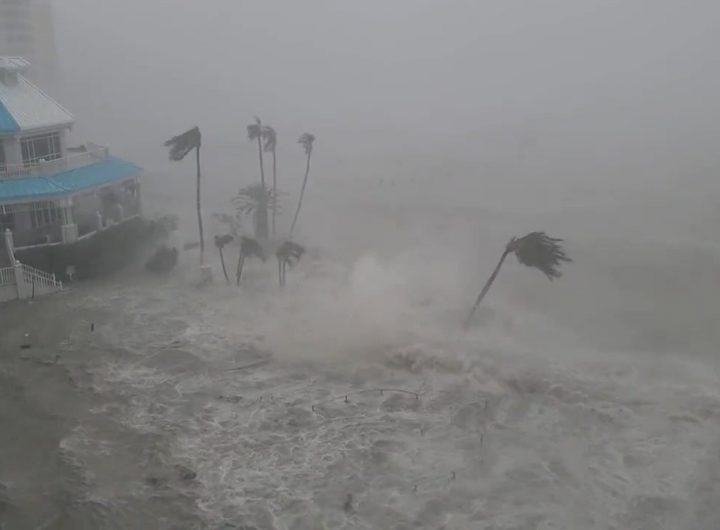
[256,136,266,188]
[290,152,311,236]
[271,150,277,238]
[463,249,510,329]
[255,136,269,240]
[196,145,205,264]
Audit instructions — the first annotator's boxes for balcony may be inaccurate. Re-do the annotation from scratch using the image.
[0,144,110,179]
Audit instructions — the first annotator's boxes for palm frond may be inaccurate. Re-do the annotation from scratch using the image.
[164,126,201,161]
[240,236,266,262]
[277,240,305,266]
[247,116,263,140]
[262,126,277,152]
[298,132,315,155]
[507,231,571,280]
[233,184,276,215]
[214,234,234,249]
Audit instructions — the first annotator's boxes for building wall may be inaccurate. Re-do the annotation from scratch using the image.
[1,126,71,172]
[0,0,36,66]
[0,0,59,91]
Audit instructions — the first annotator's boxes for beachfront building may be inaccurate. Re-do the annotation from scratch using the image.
[0,56,143,257]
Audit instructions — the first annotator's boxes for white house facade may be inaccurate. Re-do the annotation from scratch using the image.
[0,56,143,253]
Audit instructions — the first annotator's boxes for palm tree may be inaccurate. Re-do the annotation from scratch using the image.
[164,126,204,264]
[236,236,266,285]
[463,232,572,329]
[233,183,276,239]
[276,240,305,286]
[289,132,315,236]
[262,126,278,238]
[214,234,234,284]
[247,117,269,240]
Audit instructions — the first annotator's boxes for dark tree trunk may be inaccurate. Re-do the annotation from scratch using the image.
[271,150,277,239]
[463,250,510,329]
[196,146,205,264]
[218,248,229,284]
[236,255,245,285]
[290,153,312,236]
[255,137,269,241]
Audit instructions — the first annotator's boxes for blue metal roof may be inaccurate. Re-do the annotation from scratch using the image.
[0,156,142,202]
[0,99,20,133]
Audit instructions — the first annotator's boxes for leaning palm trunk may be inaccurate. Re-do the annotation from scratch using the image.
[214,235,233,284]
[463,232,571,329]
[271,150,277,238]
[195,146,204,264]
[249,119,269,240]
[164,126,204,265]
[290,154,310,235]
[218,247,229,283]
[290,133,314,235]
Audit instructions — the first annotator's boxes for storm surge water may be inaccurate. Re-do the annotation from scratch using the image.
[2,183,720,529]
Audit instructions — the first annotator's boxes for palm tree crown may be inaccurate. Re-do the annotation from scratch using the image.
[298,133,315,155]
[164,127,201,161]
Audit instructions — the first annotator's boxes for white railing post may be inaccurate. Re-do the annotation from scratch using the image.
[14,261,30,299]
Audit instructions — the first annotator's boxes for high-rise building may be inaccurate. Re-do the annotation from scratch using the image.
[0,0,58,91]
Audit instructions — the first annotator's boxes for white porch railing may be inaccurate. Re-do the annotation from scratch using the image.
[0,145,110,179]
[21,263,63,292]
[0,262,63,302]
[0,266,14,286]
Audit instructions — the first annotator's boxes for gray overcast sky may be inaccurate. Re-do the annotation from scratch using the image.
[53,0,719,188]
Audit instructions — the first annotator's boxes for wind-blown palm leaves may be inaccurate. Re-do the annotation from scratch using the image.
[262,125,278,238]
[463,231,571,329]
[233,184,277,239]
[289,132,315,236]
[214,234,234,284]
[164,126,205,264]
[236,236,266,285]
[248,117,269,240]
[276,240,305,286]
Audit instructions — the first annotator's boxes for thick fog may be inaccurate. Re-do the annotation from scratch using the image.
[3,2,720,528]
[56,0,720,192]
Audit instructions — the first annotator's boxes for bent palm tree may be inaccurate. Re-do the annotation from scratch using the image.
[164,126,204,264]
[463,232,571,329]
[248,117,269,240]
[214,234,234,284]
[262,126,278,238]
[236,236,266,285]
[289,132,315,236]
[276,240,305,286]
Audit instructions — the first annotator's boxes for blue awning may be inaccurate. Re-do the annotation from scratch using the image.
[0,156,142,203]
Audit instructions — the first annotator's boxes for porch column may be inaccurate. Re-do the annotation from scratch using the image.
[59,198,78,243]
[14,261,31,300]
[4,228,15,263]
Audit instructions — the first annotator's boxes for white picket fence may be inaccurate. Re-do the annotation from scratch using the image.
[0,262,63,302]
[0,266,14,286]
[21,263,63,293]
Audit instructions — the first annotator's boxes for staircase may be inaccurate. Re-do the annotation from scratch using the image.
[0,262,63,303]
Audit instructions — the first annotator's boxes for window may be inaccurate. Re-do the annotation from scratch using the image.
[0,205,15,232]
[21,132,62,167]
[29,201,61,229]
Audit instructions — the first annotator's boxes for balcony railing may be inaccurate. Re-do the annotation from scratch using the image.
[0,145,110,179]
